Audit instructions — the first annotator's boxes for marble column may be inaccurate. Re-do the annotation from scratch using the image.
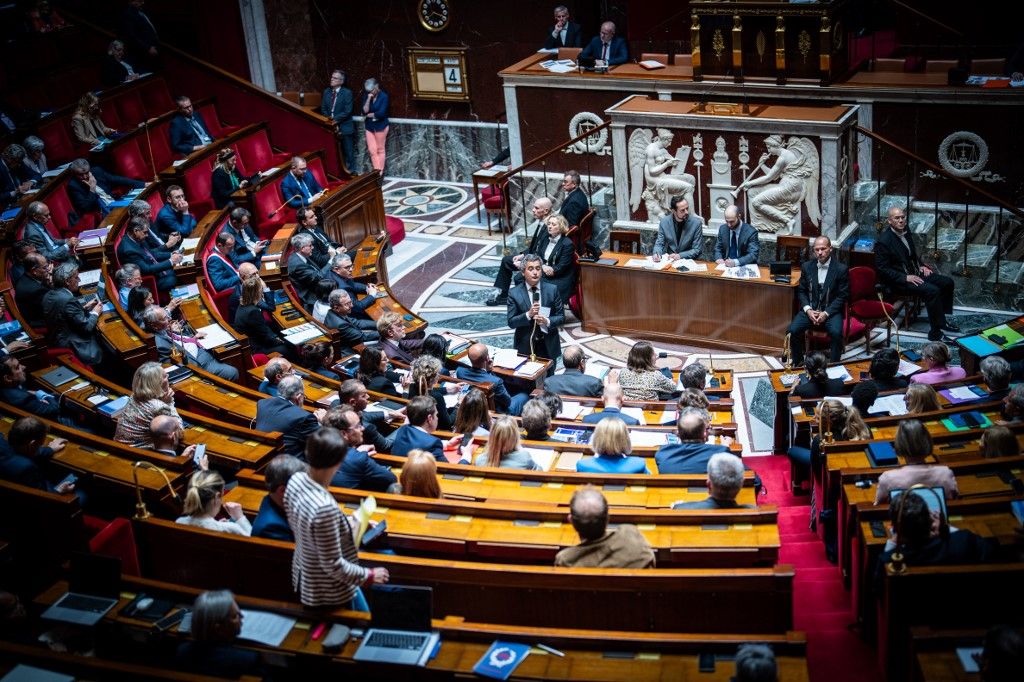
[820,135,839,241]
[504,85,522,168]
[610,123,629,222]
[238,0,275,91]
[856,101,872,180]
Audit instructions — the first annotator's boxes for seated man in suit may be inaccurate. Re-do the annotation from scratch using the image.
[876,206,958,341]
[545,345,603,397]
[582,383,639,425]
[22,201,78,264]
[579,21,629,67]
[67,158,144,219]
[205,231,241,293]
[672,453,753,509]
[221,207,267,267]
[127,199,181,252]
[117,216,182,292]
[9,239,37,283]
[653,196,704,262]
[787,236,850,364]
[543,5,583,49]
[144,304,239,381]
[323,289,380,350]
[377,311,423,363]
[391,395,460,461]
[169,96,213,155]
[558,170,590,231]
[42,263,106,368]
[280,156,324,209]
[0,357,81,429]
[1,144,36,208]
[14,253,51,328]
[321,253,378,317]
[508,254,565,371]
[251,454,307,541]
[486,198,553,307]
[258,357,293,396]
[324,405,398,493]
[286,233,322,306]
[155,185,198,239]
[254,374,324,459]
[115,264,142,308]
[0,417,77,497]
[713,204,760,268]
[554,485,655,568]
[337,380,395,454]
[655,407,734,474]
[296,207,347,270]
[455,343,528,415]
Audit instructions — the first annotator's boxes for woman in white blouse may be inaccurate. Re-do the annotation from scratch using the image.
[176,471,252,536]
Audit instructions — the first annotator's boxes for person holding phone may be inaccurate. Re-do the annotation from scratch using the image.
[176,470,251,536]
[0,417,78,498]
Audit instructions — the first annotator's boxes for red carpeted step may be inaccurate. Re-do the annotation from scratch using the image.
[806,630,883,682]
[793,580,852,618]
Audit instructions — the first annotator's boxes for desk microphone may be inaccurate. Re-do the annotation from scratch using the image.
[875,284,902,353]
[529,286,540,361]
[268,195,302,218]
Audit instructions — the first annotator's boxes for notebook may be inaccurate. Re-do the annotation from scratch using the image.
[41,553,121,626]
[866,441,899,467]
[40,366,80,387]
[353,585,439,666]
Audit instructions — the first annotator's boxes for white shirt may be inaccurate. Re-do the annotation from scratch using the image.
[817,258,831,285]
[543,236,560,264]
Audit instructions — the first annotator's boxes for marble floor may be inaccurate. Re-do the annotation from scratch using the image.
[382,177,1017,455]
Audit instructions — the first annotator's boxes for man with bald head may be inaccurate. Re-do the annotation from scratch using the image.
[486,197,553,306]
[875,205,957,341]
[149,414,200,461]
[579,21,629,67]
[582,383,639,425]
[787,235,849,364]
[655,407,733,474]
[544,345,603,397]
[555,485,655,568]
[454,342,528,414]
[713,205,760,267]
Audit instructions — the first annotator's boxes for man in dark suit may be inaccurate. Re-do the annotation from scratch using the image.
[323,290,379,350]
[508,254,565,370]
[67,158,144,219]
[787,236,850,364]
[322,70,356,172]
[653,196,703,261]
[543,5,584,49]
[0,357,82,429]
[582,383,640,425]
[286,233,322,306]
[337,380,395,454]
[0,417,76,496]
[296,207,342,270]
[154,185,197,239]
[390,396,457,461]
[671,452,753,509]
[544,345,603,397]
[119,0,160,68]
[144,305,239,381]
[41,263,106,367]
[486,198,553,307]
[14,253,51,329]
[558,170,589,230]
[713,205,760,267]
[22,202,78,264]
[253,375,324,459]
[251,455,307,541]
[1,144,35,207]
[221,207,267,267]
[169,96,213,155]
[321,252,376,316]
[875,206,957,341]
[117,216,182,292]
[655,407,733,474]
[325,406,398,492]
[280,156,324,209]
[579,21,628,66]
[205,232,242,296]
[455,343,527,414]
[377,311,423,363]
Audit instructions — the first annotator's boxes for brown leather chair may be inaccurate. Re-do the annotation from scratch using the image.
[924,59,958,74]
[971,58,1006,74]
[775,235,810,265]
[609,229,642,254]
[640,52,669,63]
[873,57,906,72]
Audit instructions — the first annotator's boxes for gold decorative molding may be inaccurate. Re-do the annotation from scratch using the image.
[731,14,743,73]
[756,31,766,63]
[691,13,702,72]
[774,16,786,74]
[712,28,725,62]
[798,30,811,65]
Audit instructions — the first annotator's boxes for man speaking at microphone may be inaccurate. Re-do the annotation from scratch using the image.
[508,253,564,375]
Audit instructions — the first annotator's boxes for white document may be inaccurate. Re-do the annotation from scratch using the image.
[537,48,559,54]
[443,392,460,409]
[546,63,576,73]
[659,409,677,425]
[826,365,853,381]
[583,362,609,380]
[715,262,727,271]
[523,447,557,471]
[558,401,585,419]
[946,386,980,400]
[196,323,235,349]
[78,269,101,286]
[177,254,195,266]
[896,359,922,377]
[721,265,762,279]
[491,348,523,369]
[868,394,908,416]
[620,407,646,425]
[515,361,546,377]
[629,430,669,447]
[675,258,707,272]
[823,395,853,406]
[42,168,64,178]
[238,609,296,647]
[283,323,323,345]
[538,305,551,333]
[181,238,200,250]
[172,159,186,167]
[625,257,666,270]
[639,59,665,68]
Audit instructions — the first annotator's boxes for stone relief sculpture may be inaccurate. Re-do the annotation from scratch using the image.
[733,134,821,234]
[627,128,696,223]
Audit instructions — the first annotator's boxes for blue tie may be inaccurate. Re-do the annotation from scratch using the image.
[728,230,738,260]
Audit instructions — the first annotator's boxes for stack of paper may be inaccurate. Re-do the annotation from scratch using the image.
[558,401,586,419]
[238,610,297,647]
[181,237,201,251]
[624,257,666,270]
[196,324,236,349]
[514,361,546,377]
[282,323,324,345]
[491,348,523,370]
[523,448,557,471]
[867,394,908,416]
[826,365,853,381]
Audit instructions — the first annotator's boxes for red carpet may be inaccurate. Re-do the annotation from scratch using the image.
[752,455,882,682]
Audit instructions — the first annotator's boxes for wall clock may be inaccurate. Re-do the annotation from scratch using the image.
[418,0,451,33]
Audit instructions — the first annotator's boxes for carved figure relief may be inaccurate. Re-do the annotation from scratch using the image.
[734,135,821,234]
[627,128,697,223]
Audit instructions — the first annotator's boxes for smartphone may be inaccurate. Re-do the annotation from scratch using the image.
[361,519,388,546]
[903,349,922,361]
[698,652,715,672]
[192,443,206,467]
[58,473,78,487]
[870,521,887,538]
[153,608,190,632]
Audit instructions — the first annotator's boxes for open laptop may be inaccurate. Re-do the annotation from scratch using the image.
[353,584,438,666]
[41,553,121,626]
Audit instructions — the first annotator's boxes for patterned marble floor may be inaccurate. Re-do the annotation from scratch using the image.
[382,177,1016,454]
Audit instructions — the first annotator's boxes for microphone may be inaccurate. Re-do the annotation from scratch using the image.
[269,195,302,218]
[875,284,902,353]
[132,460,181,519]
[529,285,540,361]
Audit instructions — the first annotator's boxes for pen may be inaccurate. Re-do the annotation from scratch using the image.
[311,622,328,641]
[536,643,565,657]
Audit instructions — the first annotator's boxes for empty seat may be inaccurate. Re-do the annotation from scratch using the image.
[181,158,215,218]
[308,156,345,191]
[138,78,174,116]
[252,181,289,241]
[36,118,77,165]
[971,58,1006,74]
[235,127,289,173]
[113,90,147,127]
[874,57,907,72]
[196,101,240,138]
[109,138,151,182]
[924,59,958,73]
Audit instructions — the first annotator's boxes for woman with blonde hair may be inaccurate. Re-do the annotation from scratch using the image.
[71,92,117,146]
[618,341,677,400]
[474,416,539,470]
[909,342,966,385]
[233,276,291,359]
[577,417,649,473]
[114,361,182,448]
[904,383,941,414]
[407,355,461,431]
[211,148,259,209]
[176,470,251,536]
[399,449,442,498]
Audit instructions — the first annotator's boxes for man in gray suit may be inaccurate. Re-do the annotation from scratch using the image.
[143,305,239,381]
[544,346,603,397]
[671,452,753,509]
[713,205,760,267]
[653,196,703,262]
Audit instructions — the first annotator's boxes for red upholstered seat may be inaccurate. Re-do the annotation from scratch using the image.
[110,138,150,181]
[196,102,240,139]
[146,190,165,220]
[848,266,894,350]
[88,517,141,576]
[181,158,215,218]
[147,119,175,167]
[309,156,345,191]
[36,117,76,165]
[138,78,174,116]
[113,90,147,127]
[385,216,405,246]
[252,181,289,241]
[251,353,270,368]
[45,346,89,370]
[235,127,289,173]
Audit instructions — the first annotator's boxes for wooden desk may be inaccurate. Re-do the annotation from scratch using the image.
[470,165,508,221]
[580,254,799,354]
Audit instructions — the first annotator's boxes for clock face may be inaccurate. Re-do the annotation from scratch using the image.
[418,0,450,32]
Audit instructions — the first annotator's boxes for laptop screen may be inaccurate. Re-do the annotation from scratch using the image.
[888,486,948,520]
[68,552,121,598]
[368,584,432,632]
